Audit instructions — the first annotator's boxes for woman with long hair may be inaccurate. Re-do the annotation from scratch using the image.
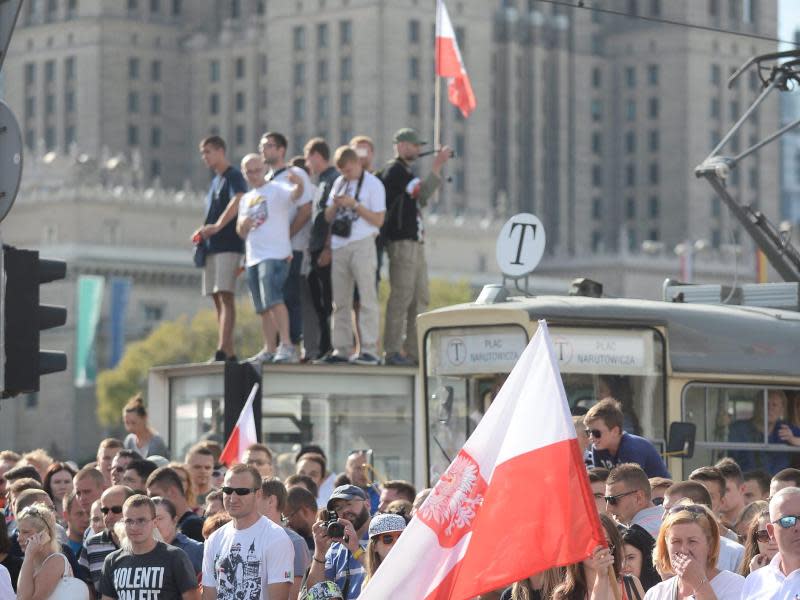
[645,503,744,599]
[740,508,779,577]
[15,504,89,600]
[552,513,645,600]
[122,394,169,459]
[501,568,564,600]
[619,524,660,593]
[361,514,406,589]
[42,463,76,512]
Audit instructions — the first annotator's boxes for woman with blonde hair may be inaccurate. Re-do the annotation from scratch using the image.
[644,503,744,599]
[122,394,169,459]
[361,514,406,588]
[15,503,89,600]
[552,513,644,600]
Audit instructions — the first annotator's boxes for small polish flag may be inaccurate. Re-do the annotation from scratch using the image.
[219,384,259,466]
[435,0,477,118]
[358,321,605,600]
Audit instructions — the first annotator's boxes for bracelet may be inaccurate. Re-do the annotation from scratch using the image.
[353,547,364,560]
[313,556,325,564]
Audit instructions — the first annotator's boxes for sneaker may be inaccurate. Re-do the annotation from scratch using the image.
[247,349,274,363]
[273,344,299,364]
[313,352,351,365]
[384,352,416,367]
[351,352,382,366]
[207,349,227,363]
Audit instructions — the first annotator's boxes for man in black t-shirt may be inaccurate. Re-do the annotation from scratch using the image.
[99,495,198,600]
[193,136,247,363]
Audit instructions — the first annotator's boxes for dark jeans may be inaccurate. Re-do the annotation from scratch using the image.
[307,258,332,357]
[283,250,304,344]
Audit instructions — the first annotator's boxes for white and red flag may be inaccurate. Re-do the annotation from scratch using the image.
[359,321,605,600]
[219,383,259,466]
[435,0,477,118]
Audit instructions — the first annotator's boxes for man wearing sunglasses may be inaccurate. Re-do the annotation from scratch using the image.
[604,464,663,539]
[79,485,134,595]
[201,464,294,600]
[584,399,669,478]
[742,486,800,598]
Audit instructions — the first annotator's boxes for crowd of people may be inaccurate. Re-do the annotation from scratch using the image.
[192,128,452,367]
[4,395,800,598]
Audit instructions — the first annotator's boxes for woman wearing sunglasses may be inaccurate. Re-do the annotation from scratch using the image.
[740,508,779,577]
[552,513,645,600]
[645,502,744,599]
[360,514,406,589]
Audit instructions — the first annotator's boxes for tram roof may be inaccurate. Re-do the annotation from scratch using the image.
[420,295,800,377]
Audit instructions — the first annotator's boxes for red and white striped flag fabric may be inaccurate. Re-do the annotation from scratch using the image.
[219,383,259,466]
[359,321,605,600]
[435,0,477,118]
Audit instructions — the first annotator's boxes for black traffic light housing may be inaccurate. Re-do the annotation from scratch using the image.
[3,245,67,397]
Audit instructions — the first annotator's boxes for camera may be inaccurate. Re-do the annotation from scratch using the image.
[325,510,345,539]
[331,214,353,238]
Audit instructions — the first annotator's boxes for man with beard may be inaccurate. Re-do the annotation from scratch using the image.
[306,485,371,599]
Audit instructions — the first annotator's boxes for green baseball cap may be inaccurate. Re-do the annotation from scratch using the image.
[393,127,427,145]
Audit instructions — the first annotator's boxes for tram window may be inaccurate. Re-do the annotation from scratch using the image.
[682,385,800,475]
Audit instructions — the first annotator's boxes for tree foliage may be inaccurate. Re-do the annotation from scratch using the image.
[96,279,474,425]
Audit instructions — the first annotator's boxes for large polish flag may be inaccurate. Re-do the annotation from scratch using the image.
[359,321,605,600]
[219,383,259,466]
[435,0,477,118]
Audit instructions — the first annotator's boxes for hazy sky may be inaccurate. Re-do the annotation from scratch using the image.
[780,0,800,48]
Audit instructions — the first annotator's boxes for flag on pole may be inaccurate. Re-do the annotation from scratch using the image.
[74,275,105,387]
[435,0,477,118]
[359,321,605,600]
[219,384,259,466]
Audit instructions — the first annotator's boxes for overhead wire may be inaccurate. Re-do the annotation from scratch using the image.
[531,0,800,48]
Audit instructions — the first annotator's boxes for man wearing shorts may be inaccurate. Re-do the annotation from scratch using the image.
[194,136,247,362]
[237,154,304,363]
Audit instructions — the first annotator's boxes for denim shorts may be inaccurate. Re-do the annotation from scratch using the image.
[247,258,289,313]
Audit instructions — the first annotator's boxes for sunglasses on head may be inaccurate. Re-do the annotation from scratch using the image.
[756,529,771,543]
[773,515,800,529]
[585,429,603,438]
[222,486,257,496]
[666,503,707,518]
[604,490,637,506]
[100,505,123,515]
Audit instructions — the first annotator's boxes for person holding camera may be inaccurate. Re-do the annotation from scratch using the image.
[317,147,385,365]
[305,485,371,600]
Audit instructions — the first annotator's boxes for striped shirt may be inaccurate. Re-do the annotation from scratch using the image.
[78,530,118,593]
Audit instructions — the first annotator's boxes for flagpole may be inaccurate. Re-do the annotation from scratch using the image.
[433,0,442,205]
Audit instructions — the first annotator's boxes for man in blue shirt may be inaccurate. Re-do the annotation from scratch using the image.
[584,398,670,478]
[305,485,371,600]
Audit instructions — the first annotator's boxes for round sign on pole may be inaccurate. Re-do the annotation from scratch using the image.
[0,101,23,224]
[495,213,546,277]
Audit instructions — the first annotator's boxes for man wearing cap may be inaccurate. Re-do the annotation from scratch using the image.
[306,485,371,599]
[380,128,452,366]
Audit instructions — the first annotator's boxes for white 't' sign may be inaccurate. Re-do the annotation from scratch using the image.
[495,213,546,277]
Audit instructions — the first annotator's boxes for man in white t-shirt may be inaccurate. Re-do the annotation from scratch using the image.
[317,146,385,365]
[237,154,304,364]
[201,464,294,600]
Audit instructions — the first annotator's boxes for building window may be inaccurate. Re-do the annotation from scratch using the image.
[294,62,305,86]
[340,57,352,80]
[150,60,161,81]
[341,92,351,116]
[649,195,660,218]
[209,93,219,115]
[151,126,161,147]
[45,94,55,115]
[626,197,636,219]
[711,64,721,85]
[649,163,659,185]
[592,197,603,219]
[143,303,163,322]
[648,97,659,118]
[409,19,420,43]
[591,131,602,154]
[150,94,161,115]
[318,60,328,82]
[626,164,636,186]
[209,60,220,82]
[26,129,35,150]
[45,60,55,83]
[235,125,245,145]
[648,228,659,241]
[592,164,603,187]
[235,91,245,112]
[65,125,75,147]
[649,129,659,151]
[628,228,638,252]
[647,64,658,85]
[128,0,139,13]
[150,0,160,13]
[625,131,636,154]
[591,99,602,122]
[709,0,719,16]
[25,393,39,409]
[128,58,140,79]
[66,0,78,18]
[409,57,419,81]
[340,20,352,44]
[749,167,759,188]
[409,93,419,115]
[317,95,328,120]
[259,88,267,108]
[25,97,35,119]
[592,231,604,252]
[128,91,139,113]
[650,0,661,16]
[65,90,75,112]
[171,0,181,15]
[25,62,35,85]
[293,26,305,51]
[317,23,329,48]
[128,125,139,146]
[231,0,241,18]
[150,159,161,178]
[293,97,305,121]
[626,100,636,121]
[625,66,636,88]
[65,57,76,81]
[730,100,739,120]
[710,97,720,118]
[235,57,245,79]
[592,67,602,88]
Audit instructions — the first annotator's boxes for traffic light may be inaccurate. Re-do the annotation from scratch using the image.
[2,246,67,397]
